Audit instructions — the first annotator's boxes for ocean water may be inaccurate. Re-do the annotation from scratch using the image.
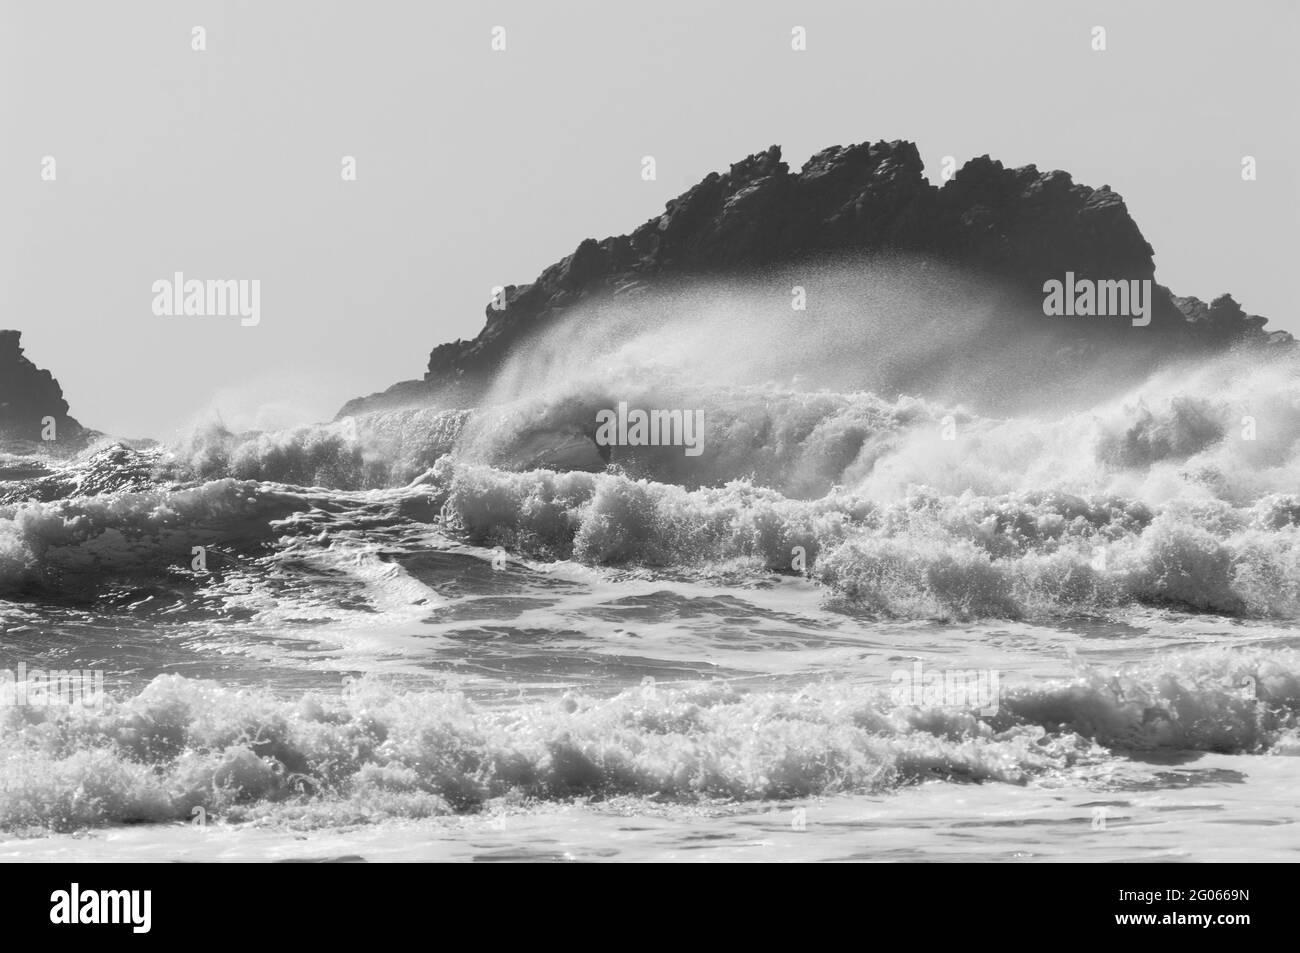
[2,292,1300,862]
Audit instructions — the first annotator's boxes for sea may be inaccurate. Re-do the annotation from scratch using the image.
[2,280,1299,862]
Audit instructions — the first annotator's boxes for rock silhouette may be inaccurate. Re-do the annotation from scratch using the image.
[0,330,84,444]
[329,139,1283,414]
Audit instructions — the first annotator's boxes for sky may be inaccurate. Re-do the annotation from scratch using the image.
[2,0,1296,439]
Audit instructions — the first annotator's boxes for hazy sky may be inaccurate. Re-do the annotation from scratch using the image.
[3,0,1296,439]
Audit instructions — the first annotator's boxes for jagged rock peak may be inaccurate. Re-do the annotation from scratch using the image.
[336,139,1285,418]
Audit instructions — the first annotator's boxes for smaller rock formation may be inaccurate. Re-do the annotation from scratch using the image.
[0,330,84,444]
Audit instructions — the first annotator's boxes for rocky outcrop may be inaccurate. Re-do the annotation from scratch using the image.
[0,330,84,443]
[340,140,1286,416]
[1169,293,1269,339]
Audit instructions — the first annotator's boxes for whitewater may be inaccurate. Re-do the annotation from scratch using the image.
[2,265,1299,861]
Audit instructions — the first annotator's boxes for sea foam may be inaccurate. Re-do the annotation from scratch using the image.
[2,646,1295,832]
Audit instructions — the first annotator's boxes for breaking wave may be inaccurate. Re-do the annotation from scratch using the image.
[3,646,1297,833]
[2,268,1297,623]
[1,343,1297,623]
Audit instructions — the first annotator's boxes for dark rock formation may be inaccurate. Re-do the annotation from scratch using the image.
[1169,293,1270,339]
[0,330,84,443]
[340,140,1287,416]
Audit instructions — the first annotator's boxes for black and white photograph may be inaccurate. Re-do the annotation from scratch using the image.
[0,0,1295,905]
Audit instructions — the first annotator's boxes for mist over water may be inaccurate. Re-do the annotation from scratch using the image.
[480,256,1176,418]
